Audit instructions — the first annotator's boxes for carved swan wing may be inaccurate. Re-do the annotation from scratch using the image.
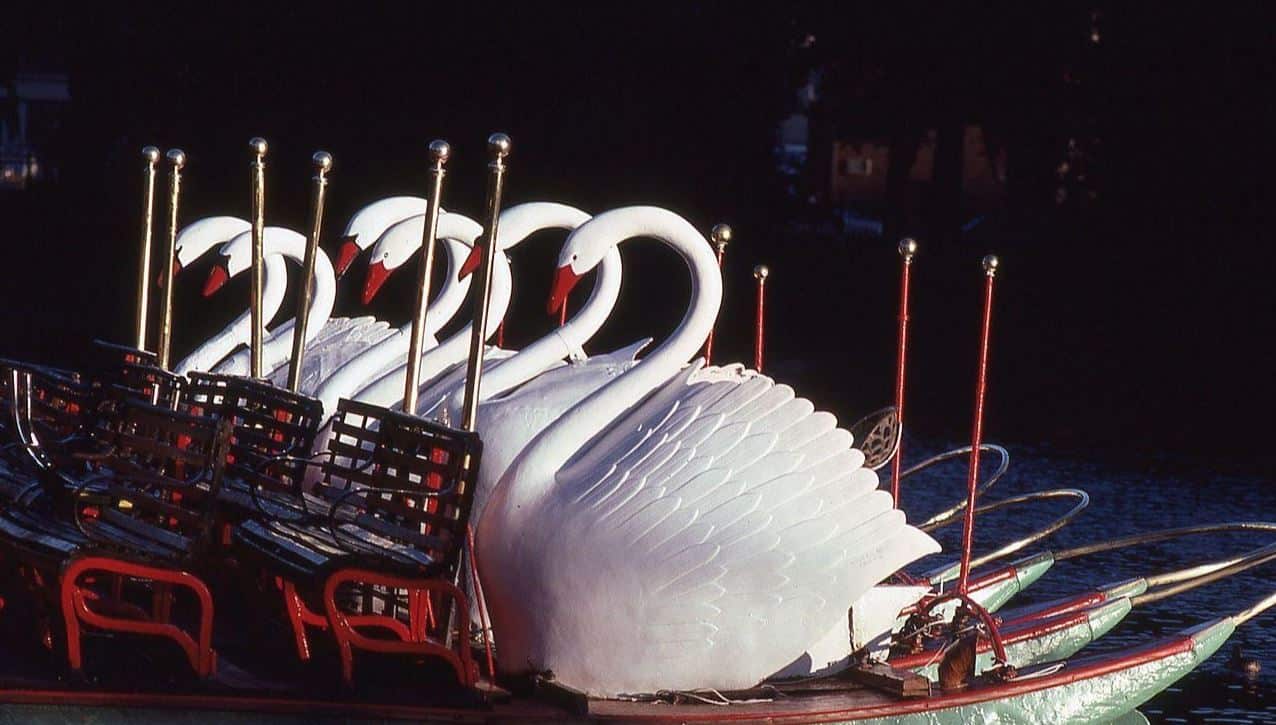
[505,361,939,696]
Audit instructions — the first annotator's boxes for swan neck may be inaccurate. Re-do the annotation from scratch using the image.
[175,254,287,373]
[517,209,720,482]
[477,246,621,400]
[264,234,336,350]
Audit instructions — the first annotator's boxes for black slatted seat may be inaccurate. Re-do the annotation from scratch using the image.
[0,458,34,503]
[0,362,198,604]
[237,512,445,583]
[234,398,475,580]
[87,340,183,411]
[0,402,230,561]
[1,340,168,456]
[0,361,96,488]
[183,373,324,525]
[0,503,89,563]
[65,404,230,558]
[0,344,185,502]
[0,398,233,677]
[232,397,481,685]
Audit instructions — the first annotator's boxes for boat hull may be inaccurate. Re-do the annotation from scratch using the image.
[0,619,1232,723]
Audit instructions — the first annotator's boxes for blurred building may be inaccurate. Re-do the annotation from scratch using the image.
[828,125,1007,210]
[776,61,1008,241]
[1,71,70,190]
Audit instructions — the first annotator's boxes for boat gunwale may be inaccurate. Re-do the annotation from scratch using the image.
[0,622,1205,722]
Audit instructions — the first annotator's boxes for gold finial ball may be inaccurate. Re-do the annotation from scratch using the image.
[982,254,1000,276]
[249,137,269,157]
[487,133,512,158]
[312,151,333,172]
[898,237,918,259]
[710,223,732,250]
[142,146,161,164]
[428,140,451,163]
[165,148,186,169]
[754,264,770,281]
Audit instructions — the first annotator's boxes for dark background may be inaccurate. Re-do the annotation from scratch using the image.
[3,3,1272,474]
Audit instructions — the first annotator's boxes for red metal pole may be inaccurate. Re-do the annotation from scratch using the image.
[890,239,917,508]
[702,224,731,364]
[753,264,769,372]
[958,254,1000,595]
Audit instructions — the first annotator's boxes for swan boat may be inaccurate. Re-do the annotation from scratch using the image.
[0,137,1270,724]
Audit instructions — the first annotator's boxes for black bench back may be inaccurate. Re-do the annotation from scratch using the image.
[88,341,184,411]
[321,398,481,577]
[1,362,94,445]
[80,401,233,559]
[184,373,323,495]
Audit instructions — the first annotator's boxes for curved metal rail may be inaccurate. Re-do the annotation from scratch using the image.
[1055,521,1276,562]
[897,444,1010,530]
[1134,541,1276,606]
[1234,590,1276,626]
[930,488,1090,573]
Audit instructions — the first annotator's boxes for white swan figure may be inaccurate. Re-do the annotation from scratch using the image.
[416,204,632,521]
[343,237,512,412]
[170,217,290,375]
[203,227,394,391]
[333,196,431,278]
[357,202,613,417]
[345,200,606,415]
[311,212,481,417]
[476,206,939,696]
[382,203,634,628]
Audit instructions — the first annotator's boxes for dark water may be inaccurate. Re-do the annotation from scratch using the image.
[901,440,1276,723]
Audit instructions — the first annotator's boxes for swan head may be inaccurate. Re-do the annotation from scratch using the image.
[334,236,362,279]
[203,226,304,297]
[459,202,593,279]
[547,220,606,315]
[337,196,433,278]
[165,216,251,287]
[362,212,482,304]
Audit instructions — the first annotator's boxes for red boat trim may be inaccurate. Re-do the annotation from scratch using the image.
[0,629,1198,722]
[902,564,1018,615]
[1001,590,1107,627]
[607,632,1197,722]
[0,689,492,721]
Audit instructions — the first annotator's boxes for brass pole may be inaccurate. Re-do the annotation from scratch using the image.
[156,149,186,370]
[402,141,450,413]
[249,137,268,379]
[460,133,511,433]
[702,223,731,364]
[287,151,334,393]
[135,146,161,352]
